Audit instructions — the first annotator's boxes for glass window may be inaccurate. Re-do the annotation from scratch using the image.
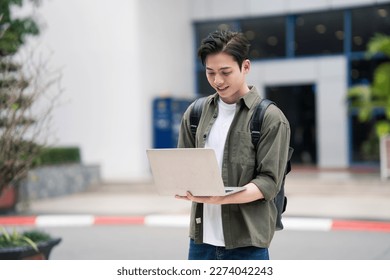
[351,4,390,52]
[350,58,390,85]
[241,16,286,59]
[196,70,214,97]
[351,113,382,162]
[194,21,239,54]
[294,10,344,56]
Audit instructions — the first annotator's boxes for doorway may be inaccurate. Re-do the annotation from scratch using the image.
[265,84,317,165]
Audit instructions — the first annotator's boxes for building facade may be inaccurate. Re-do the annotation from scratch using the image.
[28,0,389,181]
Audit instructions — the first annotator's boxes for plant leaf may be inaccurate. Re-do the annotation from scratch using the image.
[375,121,390,138]
[366,33,390,58]
[21,236,39,252]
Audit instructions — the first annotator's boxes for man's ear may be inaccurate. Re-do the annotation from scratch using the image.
[242,59,251,73]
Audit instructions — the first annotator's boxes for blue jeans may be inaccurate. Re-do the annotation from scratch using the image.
[188,239,269,260]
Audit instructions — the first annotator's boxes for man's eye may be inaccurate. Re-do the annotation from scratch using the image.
[207,72,215,75]
[222,72,231,76]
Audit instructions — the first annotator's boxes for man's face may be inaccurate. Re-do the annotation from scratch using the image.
[205,52,250,104]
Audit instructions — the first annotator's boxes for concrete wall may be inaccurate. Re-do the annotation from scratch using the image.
[25,0,193,182]
[27,0,141,181]
[138,0,194,179]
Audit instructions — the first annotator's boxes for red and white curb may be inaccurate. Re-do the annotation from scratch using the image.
[1,215,390,232]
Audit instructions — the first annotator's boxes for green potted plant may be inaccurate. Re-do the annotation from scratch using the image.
[348,33,390,160]
[0,227,61,260]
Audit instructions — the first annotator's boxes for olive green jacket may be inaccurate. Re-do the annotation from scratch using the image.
[177,86,291,249]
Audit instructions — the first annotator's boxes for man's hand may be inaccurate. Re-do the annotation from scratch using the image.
[175,183,264,205]
[175,192,226,204]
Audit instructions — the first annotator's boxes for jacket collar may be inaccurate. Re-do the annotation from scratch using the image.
[209,85,260,109]
[241,86,260,109]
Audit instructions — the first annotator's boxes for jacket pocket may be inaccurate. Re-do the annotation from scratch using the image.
[230,131,255,167]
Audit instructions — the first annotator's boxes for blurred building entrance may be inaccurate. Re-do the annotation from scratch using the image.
[265,84,317,166]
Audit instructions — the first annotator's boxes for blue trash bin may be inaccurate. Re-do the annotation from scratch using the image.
[152,97,191,148]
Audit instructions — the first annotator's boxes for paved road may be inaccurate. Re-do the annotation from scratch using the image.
[9,224,389,260]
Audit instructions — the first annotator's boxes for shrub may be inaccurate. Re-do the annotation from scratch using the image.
[34,147,81,166]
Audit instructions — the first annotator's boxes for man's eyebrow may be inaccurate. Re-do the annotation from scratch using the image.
[206,66,232,71]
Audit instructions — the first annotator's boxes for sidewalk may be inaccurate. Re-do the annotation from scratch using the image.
[283,170,390,221]
[2,169,390,231]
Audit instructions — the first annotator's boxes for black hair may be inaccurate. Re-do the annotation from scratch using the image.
[197,30,250,70]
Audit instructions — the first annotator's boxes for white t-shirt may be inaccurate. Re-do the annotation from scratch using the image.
[203,98,236,246]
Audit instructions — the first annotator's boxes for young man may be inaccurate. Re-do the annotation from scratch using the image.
[176,30,291,260]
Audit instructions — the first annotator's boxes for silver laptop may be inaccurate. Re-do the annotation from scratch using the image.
[146,148,246,196]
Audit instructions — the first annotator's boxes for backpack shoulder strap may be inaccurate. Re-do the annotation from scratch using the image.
[189,97,207,138]
[250,98,275,146]
[251,98,293,173]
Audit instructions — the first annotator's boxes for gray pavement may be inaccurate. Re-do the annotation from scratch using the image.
[21,169,390,222]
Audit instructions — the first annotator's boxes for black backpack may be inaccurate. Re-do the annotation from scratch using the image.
[189,97,293,231]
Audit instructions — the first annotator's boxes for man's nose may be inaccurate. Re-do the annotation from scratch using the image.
[214,75,223,86]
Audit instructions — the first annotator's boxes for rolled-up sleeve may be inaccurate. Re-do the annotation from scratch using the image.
[251,105,291,201]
